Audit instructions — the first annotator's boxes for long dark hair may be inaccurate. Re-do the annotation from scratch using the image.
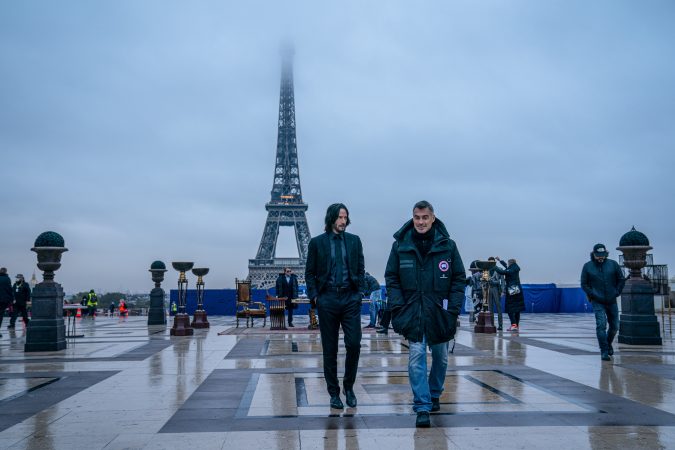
[324,203,351,233]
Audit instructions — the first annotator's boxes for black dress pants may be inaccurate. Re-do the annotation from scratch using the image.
[317,290,362,397]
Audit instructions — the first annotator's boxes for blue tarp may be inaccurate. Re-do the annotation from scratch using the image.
[169,288,371,316]
[170,284,591,315]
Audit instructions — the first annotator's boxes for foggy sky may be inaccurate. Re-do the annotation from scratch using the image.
[1,1,674,294]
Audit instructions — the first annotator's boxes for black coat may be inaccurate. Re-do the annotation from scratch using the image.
[385,219,465,345]
[364,273,380,295]
[0,274,13,306]
[581,256,626,304]
[275,273,299,310]
[13,281,31,306]
[495,260,524,313]
[305,231,365,300]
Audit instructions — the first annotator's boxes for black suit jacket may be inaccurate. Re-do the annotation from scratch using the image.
[275,273,299,309]
[305,231,365,300]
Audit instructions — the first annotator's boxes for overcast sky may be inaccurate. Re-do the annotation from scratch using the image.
[1,1,674,294]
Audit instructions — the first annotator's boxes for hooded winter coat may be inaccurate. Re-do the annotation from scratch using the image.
[385,219,465,345]
[580,255,626,304]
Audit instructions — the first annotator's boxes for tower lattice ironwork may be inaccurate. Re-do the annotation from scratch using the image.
[248,48,311,289]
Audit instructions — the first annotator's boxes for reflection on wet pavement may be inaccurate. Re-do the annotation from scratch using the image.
[0,313,674,449]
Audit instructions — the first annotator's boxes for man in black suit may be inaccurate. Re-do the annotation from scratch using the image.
[275,267,299,327]
[305,203,365,410]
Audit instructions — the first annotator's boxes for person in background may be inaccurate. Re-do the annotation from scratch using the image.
[464,276,474,323]
[487,257,504,330]
[581,243,626,361]
[275,267,299,327]
[86,290,98,318]
[109,302,116,317]
[118,299,128,319]
[469,260,484,321]
[363,271,382,329]
[495,257,525,331]
[0,268,14,336]
[9,274,30,328]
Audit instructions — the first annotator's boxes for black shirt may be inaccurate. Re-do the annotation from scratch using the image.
[328,232,349,287]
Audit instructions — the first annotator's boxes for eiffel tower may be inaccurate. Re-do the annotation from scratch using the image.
[248,47,311,289]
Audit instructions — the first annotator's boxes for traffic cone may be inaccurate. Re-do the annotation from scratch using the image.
[76,308,81,318]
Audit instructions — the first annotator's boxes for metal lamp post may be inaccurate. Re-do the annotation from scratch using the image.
[148,260,168,325]
[191,268,210,328]
[473,260,497,334]
[617,227,662,345]
[25,231,68,352]
[170,262,194,336]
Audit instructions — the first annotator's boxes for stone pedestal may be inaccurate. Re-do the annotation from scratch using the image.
[170,313,194,336]
[147,287,167,325]
[25,282,67,352]
[619,279,662,345]
[474,311,496,334]
[191,310,210,328]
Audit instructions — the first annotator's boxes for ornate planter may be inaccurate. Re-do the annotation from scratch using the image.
[31,231,68,282]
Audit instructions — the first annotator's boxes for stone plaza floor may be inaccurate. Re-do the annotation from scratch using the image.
[0,312,674,449]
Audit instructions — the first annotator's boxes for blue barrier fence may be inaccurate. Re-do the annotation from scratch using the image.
[170,284,591,315]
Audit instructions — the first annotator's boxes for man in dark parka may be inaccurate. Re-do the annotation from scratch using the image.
[581,243,626,361]
[385,201,465,427]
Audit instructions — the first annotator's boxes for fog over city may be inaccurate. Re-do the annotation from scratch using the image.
[1,1,674,294]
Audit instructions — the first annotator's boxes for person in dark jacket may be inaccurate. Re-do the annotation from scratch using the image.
[487,257,504,330]
[0,268,14,335]
[364,272,381,328]
[9,274,31,328]
[385,201,466,428]
[275,267,299,327]
[580,243,626,361]
[305,203,365,410]
[495,257,524,331]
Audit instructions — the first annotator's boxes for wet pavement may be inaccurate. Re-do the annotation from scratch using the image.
[0,313,674,449]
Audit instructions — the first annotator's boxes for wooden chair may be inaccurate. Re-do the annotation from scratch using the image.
[235,278,267,328]
[265,294,287,330]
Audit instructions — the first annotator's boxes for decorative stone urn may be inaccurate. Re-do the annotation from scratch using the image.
[616,226,652,280]
[617,226,662,345]
[148,260,168,326]
[25,231,68,352]
[31,231,68,282]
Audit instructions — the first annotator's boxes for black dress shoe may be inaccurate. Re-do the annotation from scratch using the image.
[376,328,388,334]
[330,395,344,409]
[431,397,440,412]
[416,411,430,428]
[345,389,357,407]
[288,323,295,327]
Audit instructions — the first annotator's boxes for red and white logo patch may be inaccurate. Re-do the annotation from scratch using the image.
[438,260,449,272]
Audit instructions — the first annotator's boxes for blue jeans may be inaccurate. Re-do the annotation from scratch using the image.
[592,302,619,353]
[368,290,381,326]
[408,336,449,412]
